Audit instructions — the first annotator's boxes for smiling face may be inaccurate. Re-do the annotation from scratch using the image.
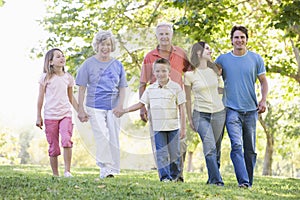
[231,30,248,52]
[156,25,173,48]
[50,50,65,68]
[97,38,112,60]
[153,63,170,86]
[198,43,212,61]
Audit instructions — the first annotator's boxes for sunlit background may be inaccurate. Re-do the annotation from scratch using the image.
[0,0,46,128]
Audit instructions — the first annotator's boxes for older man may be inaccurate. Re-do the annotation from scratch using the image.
[139,22,190,182]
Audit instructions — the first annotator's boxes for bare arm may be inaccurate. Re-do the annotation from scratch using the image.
[125,102,145,113]
[113,102,144,118]
[184,85,195,131]
[116,87,126,109]
[68,87,79,112]
[36,84,45,129]
[257,74,269,114]
[178,103,186,139]
[139,82,148,122]
[77,86,89,122]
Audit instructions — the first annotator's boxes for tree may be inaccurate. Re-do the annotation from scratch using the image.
[270,0,300,84]
[34,0,300,176]
[18,130,34,164]
[0,0,5,7]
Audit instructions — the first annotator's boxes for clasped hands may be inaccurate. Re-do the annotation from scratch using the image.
[112,107,126,118]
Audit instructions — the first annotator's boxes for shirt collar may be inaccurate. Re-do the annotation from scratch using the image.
[153,45,177,56]
[153,78,171,88]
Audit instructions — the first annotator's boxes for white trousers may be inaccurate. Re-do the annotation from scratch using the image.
[86,107,120,176]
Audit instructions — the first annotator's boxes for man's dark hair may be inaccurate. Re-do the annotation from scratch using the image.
[230,25,248,39]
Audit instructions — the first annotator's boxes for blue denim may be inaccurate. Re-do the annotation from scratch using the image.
[192,109,225,185]
[226,108,258,186]
[154,129,181,181]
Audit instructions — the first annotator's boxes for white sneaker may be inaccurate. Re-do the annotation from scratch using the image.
[64,171,73,177]
[100,168,107,179]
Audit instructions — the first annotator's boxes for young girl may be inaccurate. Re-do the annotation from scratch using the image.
[36,48,78,177]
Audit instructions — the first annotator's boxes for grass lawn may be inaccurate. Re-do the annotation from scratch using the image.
[0,165,299,200]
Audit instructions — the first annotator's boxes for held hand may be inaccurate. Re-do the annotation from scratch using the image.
[180,129,186,139]
[257,100,267,114]
[140,106,148,122]
[189,121,196,132]
[112,107,125,118]
[188,118,196,132]
[78,110,89,122]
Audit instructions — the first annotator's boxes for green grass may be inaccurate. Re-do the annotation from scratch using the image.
[0,165,299,200]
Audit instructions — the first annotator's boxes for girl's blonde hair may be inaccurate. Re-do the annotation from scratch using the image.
[43,48,65,81]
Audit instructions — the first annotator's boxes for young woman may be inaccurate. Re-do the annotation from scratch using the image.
[36,48,78,177]
[184,41,225,186]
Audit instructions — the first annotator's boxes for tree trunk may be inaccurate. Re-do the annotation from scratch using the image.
[262,131,274,176]
[187,151,193,172]
[259,113,275,176]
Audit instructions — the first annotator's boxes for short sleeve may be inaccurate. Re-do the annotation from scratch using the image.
[140,57,153,84]
[38,73,47,86]
[140,88,149,105]
[118,61,128,88]
[75,62,88,86]
[256,54,266,76]
[184,72,192,86]
[67,72,75,87]
[177,87,186,105]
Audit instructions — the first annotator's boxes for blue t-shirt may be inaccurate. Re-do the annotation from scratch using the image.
[76,57,128,110]
[215,51,266,112]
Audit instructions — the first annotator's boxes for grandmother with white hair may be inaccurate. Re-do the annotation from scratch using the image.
[76,29,127,179]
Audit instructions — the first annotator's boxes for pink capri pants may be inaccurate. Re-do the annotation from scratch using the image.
[44,117,73,157]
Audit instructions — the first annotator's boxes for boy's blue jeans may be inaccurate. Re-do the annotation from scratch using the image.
[226,107,258,186]
[154,129,181,181]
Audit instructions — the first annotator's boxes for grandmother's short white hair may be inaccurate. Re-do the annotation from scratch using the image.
[92,29,116,52]
[155,22,174,35]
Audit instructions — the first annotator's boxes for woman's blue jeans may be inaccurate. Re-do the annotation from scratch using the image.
[192,109,225,184]
[226,108,258,186]
[154,129,181,181]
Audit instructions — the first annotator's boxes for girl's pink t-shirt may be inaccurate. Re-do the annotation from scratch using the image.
[39,73,74,120]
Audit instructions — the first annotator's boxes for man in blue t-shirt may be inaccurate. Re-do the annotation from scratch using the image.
[215,25,268,188]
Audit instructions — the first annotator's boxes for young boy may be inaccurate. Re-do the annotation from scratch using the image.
[113,58,186,181]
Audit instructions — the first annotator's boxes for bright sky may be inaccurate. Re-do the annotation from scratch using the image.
[0,0,47,128]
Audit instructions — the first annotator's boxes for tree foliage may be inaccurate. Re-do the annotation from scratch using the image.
[270,0,300,83]
[33,0,300,176]
[0,0,5,7]
[34,0,300,85]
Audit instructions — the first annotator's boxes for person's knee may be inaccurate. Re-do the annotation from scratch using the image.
[48,144,61,157]
[61,137,73,148]
[231,142,243,152]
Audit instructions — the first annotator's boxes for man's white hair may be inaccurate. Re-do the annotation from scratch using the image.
[155,22,173,34]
